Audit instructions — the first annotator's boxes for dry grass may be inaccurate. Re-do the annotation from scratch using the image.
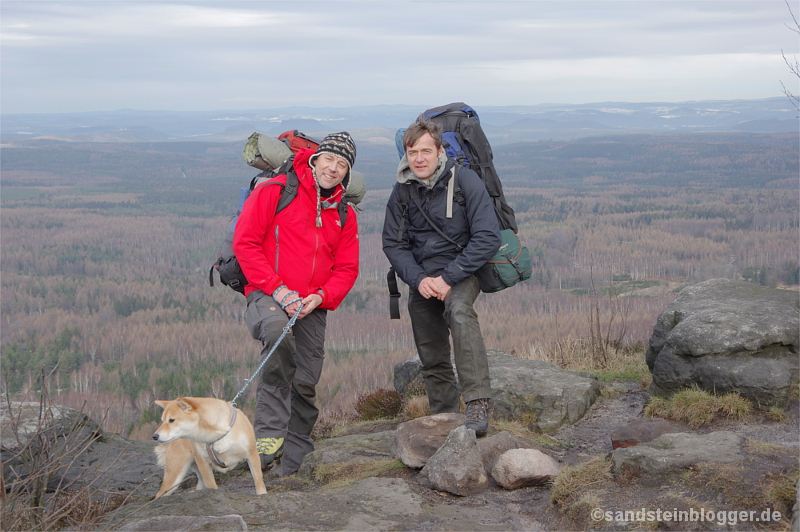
[550,456,612,510]
[524,338,650,384]
[400,394,431,420]
[311,410,358,441]
[490,419,567,448]
[314,459,405,489]
[764,468,799,517]
[766,405,788,422]
[643,388,753,427]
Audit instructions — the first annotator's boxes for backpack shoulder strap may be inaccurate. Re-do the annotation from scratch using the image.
[452,164,466,208]
[337,199,349,228]
[408,184,464,252]
[275,168,298,215]
[394,183,411,242]
[272,156,298,215]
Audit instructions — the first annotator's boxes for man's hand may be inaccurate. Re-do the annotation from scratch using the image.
[429,276,451,301]
[273,286,304,318]
[296,294,322,319]
[418,276,451,301]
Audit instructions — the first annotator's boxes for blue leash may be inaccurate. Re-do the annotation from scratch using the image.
[231,303,303,407]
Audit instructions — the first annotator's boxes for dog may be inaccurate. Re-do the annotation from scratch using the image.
[152,397,266,498]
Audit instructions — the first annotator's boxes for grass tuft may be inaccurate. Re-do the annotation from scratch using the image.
[550,456,612,510]
[315,459,404,489]
[400,394,431,420]
[765,405,788,422]
[643,388,753,427]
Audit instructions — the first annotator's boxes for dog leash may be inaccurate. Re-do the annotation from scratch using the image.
[213,304,303,467]
[230,303,303,408]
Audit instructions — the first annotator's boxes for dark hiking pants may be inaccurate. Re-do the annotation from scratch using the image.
[407,275,491,414]
[245,290,327,476]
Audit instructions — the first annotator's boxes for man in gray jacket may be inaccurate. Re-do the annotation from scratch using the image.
[382,119,500,435]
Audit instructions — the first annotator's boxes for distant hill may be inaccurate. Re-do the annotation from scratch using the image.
[2,98,795,143]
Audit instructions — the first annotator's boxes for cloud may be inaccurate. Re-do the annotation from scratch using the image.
[1,0,797,113]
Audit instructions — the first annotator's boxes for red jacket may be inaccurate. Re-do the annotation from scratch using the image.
[233,148,359,310]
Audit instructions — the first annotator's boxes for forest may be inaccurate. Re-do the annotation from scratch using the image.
[1,131,797,439]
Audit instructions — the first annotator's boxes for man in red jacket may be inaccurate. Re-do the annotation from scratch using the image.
[233,132,359,476]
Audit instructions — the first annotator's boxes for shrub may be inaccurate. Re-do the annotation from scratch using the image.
[353,388,402,421]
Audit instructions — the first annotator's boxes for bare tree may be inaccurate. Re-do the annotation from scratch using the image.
[782,0,800,113]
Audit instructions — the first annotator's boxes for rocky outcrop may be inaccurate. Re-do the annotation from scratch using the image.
[117,515,247,532]
[393,349,602,433]
[1,401,161,496]
[646,279,799,406]
[297,431,394,481]
[611,431,746,476]
[101,477,545,531]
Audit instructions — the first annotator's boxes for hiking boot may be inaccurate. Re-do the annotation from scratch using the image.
[256,437,284,470]
[464,398,490,437]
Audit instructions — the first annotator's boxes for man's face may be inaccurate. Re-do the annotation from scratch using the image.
[406,133,443,180]
[312,153,349,189]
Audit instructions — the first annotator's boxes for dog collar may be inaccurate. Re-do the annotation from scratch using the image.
[206,402,238,468]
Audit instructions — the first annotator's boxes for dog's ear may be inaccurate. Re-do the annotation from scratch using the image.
[176,398,195,412]
[155,400,168,410]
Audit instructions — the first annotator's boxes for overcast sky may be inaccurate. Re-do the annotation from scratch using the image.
[2,1,798,114]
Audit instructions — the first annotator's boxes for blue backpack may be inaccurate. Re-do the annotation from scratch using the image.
[396,102,518,233]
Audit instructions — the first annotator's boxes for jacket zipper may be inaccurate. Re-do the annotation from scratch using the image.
[274,225,280,273]
[311,228,318,282]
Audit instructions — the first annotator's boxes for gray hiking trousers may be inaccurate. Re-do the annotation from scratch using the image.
[407,275,492,413]
[245,290,327,476]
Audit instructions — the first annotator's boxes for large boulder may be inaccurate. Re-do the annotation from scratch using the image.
[487,350,601,433]
[646,279,799,406]
[393,350,601,433]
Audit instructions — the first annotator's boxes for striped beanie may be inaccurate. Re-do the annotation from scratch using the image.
[309,132,357,175]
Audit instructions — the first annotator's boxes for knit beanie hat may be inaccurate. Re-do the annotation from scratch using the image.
[308,132,357,228]
[309,132,357,177]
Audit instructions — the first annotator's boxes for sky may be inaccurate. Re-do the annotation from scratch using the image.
[1,1,798,114]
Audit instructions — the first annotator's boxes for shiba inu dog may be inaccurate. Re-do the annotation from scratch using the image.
[152,397,266,498]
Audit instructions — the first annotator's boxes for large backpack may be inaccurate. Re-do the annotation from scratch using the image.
[209,155,350,294]
[387,104,529,315]
[399,102,518,233]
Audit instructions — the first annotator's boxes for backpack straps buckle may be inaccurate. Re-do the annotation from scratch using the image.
[387,268,401,320]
